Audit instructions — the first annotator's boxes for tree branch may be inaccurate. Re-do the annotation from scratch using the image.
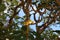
[6,3,22,29]
[38,11,60,34]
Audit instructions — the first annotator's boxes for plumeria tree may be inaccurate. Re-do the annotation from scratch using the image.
[0,0,60,40]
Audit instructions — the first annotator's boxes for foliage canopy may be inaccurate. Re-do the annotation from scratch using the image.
[0,0,60,40]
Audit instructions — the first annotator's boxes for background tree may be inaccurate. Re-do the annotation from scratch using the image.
[0,0,60,40]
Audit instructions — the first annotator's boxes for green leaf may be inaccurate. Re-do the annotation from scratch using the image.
[0,4,6,12]
[12,0,18,5]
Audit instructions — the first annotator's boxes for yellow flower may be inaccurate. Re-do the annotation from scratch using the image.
[23,20,35,26]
